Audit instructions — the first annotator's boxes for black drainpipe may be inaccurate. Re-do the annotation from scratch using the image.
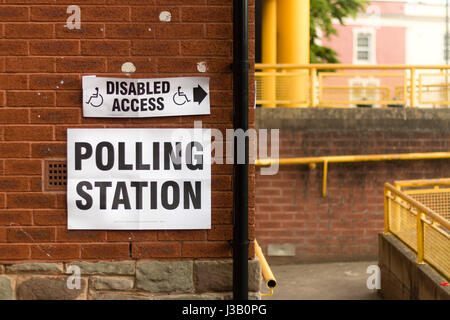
[232,0,249,300]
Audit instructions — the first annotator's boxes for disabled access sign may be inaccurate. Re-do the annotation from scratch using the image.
[82,75,210,118]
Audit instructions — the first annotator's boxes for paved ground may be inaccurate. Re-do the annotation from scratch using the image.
[261,261,382,300]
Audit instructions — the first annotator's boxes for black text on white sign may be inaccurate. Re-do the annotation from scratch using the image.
[82,76,210,118]
[67,129,212,230]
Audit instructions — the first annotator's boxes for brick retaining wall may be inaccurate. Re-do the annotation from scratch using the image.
[0,1,259,299]
[255,108,450,262]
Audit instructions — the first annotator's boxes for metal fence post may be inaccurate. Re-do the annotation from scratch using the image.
[410,67,416,108]
[384,187,390,234]
[310,67,316,107]
[417,210,425,264]
[322,160,328,197]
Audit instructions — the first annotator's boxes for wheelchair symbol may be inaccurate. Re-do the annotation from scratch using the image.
[173,86,191,106]
[85,87,104,107]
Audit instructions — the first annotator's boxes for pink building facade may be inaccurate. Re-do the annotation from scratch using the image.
[318,0,448,107]
[321,1,406,65]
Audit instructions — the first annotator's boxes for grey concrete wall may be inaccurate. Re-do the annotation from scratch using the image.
[256,108,450,132]
[378,233,449,300]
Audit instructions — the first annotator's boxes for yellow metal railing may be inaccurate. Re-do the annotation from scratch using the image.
[255,64,450,108]
[384,182,450,280]
[255,152,450,197]
[394,178,450,221]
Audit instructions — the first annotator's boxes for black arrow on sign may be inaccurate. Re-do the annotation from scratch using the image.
[193,85,207,105]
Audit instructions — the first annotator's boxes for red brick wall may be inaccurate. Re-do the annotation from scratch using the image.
[0,1,255,262]
[256,130,450,262]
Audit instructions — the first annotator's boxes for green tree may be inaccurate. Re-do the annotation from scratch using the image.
[310,0,370,63]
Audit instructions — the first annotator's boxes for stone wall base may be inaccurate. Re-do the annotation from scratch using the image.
[378,233,449,300]
[0,259,261,300]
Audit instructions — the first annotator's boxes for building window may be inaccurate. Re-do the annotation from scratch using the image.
[357,34,370,61]
[353,29,375,64]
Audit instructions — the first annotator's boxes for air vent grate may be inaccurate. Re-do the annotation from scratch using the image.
[45,160,67,191]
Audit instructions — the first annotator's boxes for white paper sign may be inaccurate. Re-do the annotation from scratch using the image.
[67,128,211,230]
[82,76,210,118]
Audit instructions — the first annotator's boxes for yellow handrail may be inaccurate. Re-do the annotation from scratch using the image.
[394,178,450,188]
[254,240,277,297]
[256,152,450,197]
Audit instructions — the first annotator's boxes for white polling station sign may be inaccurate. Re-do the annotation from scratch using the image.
[82,76,210,118]
[67,128,211,230]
